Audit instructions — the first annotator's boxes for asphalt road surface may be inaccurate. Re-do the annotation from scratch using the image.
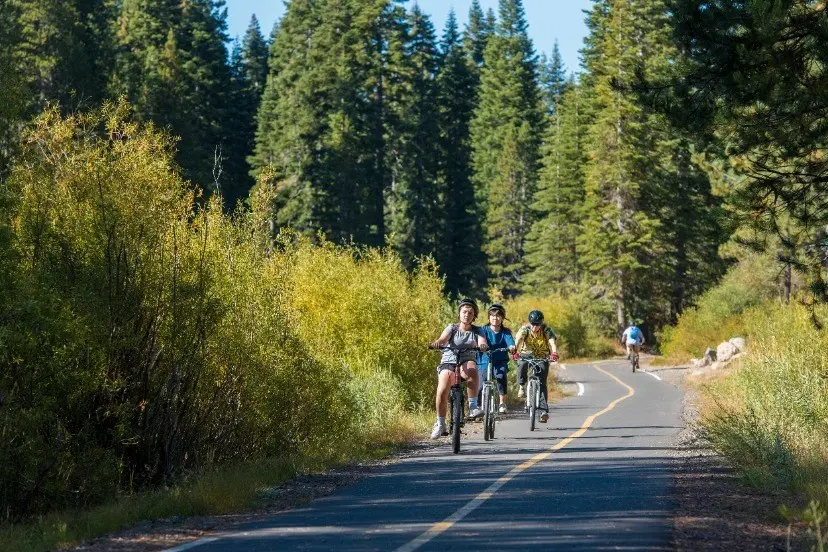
[168,359,684,551]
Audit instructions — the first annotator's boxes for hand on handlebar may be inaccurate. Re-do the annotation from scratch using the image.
[549,352,559,362]
[511,353,519,361]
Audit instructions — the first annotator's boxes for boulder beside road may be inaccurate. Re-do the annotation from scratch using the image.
[716,341,739,363]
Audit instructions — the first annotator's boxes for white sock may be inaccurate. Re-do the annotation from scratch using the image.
[438,416,446,425]
[469,397,478,409]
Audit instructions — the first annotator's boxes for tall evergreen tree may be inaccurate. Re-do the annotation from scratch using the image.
[463,0,493,70]
[436,10,485,294]
[222,15,269,207]
[251,0,414,246]
[469,0,544,294]
[111,0,233,190]
[0,1,26,179]
[579,0,661,330]
[386,5,442,267]
[524,79,587,292]
[538,41,567,113]
[579,0,725,330]
[10,0,113,111]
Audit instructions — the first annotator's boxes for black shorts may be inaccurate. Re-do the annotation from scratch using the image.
[437,363,468,380]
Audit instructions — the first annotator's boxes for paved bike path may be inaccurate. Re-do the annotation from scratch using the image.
[168,360,684,551]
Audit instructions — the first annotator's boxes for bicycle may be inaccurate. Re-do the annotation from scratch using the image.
[630,347,640,373]
[521,356,548,431]
[430,345,479,454]
[481,348,508,441]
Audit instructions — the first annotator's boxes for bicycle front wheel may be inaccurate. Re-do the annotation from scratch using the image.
[482,385,492,441]
[451,390,462,454]
[488,386,497,438]
[528,380,537,431]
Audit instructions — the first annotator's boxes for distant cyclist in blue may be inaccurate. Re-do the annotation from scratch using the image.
[621,320,646,359]
[477,304,516,414]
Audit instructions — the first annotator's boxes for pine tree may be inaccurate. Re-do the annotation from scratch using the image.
[578,0,725,330]
[240,15,269,93]
[486,122,538,295]
[250,0,410,246]
[524,80,587,292]
[386,4,443,268]
[579,0,660,330]
[469,0,544,294]
[222,16,269,207]
[538,41,567,113]
[436,10,485,295]
[111,0,233,190]
[463,0,492,70]
[0,1,26,178]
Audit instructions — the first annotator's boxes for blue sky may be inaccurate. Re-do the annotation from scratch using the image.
[224,0,591,75]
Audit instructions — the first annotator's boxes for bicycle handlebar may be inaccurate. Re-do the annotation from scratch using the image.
[428,344,481,352]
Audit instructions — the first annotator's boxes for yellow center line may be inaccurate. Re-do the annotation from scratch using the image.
[394,364,634,552]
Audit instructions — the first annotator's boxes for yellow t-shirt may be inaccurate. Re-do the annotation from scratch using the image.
[516,325,557,357]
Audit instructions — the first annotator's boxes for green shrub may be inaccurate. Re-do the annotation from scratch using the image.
[660,253,779,362]
[0,103,443,522]
[700,303,828,501]
[502,293,614,359]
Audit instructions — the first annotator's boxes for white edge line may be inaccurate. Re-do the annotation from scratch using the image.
[643,370,662,381]
[164,536,221,552]
[577,382,585,396]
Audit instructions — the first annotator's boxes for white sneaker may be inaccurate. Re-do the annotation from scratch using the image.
[468,407,484,420]
[518,385,525,398]
[498,404,507,414]
[430,421,446,439]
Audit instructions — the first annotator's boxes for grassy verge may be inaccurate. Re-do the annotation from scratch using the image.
[0,413,431,552]
[695,303,828,543]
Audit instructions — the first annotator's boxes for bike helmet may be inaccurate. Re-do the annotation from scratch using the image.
[528,310,544,325]
[458,298,479,318]
[488,303,506,317]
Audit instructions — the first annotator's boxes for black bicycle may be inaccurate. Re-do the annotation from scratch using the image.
[481,348,509,441]
[630,347,640,373]
[430,345,479,454]
[522,356,548,431]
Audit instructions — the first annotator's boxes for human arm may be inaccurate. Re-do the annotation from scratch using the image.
[547,328,559,360]
[477,333,488,352]
[512,327,526,358]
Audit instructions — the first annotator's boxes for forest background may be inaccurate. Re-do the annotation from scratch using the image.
[2,0,827,545]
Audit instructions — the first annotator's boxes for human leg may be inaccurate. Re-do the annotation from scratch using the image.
[538,360,551,412]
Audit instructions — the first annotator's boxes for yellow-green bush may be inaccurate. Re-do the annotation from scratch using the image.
[0,102,442,522]
[660,253,780,363]
[502,293,614,358]
[700,303,828,501]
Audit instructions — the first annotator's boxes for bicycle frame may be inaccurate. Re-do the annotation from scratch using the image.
[522,356,548,431]
[481,348,508,441]
[431,345,479,454]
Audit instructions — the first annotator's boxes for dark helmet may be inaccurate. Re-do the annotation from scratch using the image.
[458,298,479,318]
[488,303,506,317]
[528,310,544,325]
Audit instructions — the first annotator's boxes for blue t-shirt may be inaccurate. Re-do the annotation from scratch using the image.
[477,325,515,367]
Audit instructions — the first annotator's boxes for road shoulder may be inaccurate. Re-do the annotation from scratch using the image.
[659,360,810,551]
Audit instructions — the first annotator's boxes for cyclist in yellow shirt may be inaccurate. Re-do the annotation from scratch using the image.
[513,310,558,423]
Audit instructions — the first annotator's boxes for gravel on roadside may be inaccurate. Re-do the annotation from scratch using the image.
[667,385,810,551]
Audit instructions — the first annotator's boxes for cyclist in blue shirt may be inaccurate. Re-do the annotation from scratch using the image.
[477,304,516,413]
[621,321,645,359]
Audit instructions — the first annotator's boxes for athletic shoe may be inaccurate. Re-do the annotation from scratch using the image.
[518,385,525,398]
[430,421,447,439]
[468,407,484,420]
[498,404,507,414]
[540,412,549,423]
